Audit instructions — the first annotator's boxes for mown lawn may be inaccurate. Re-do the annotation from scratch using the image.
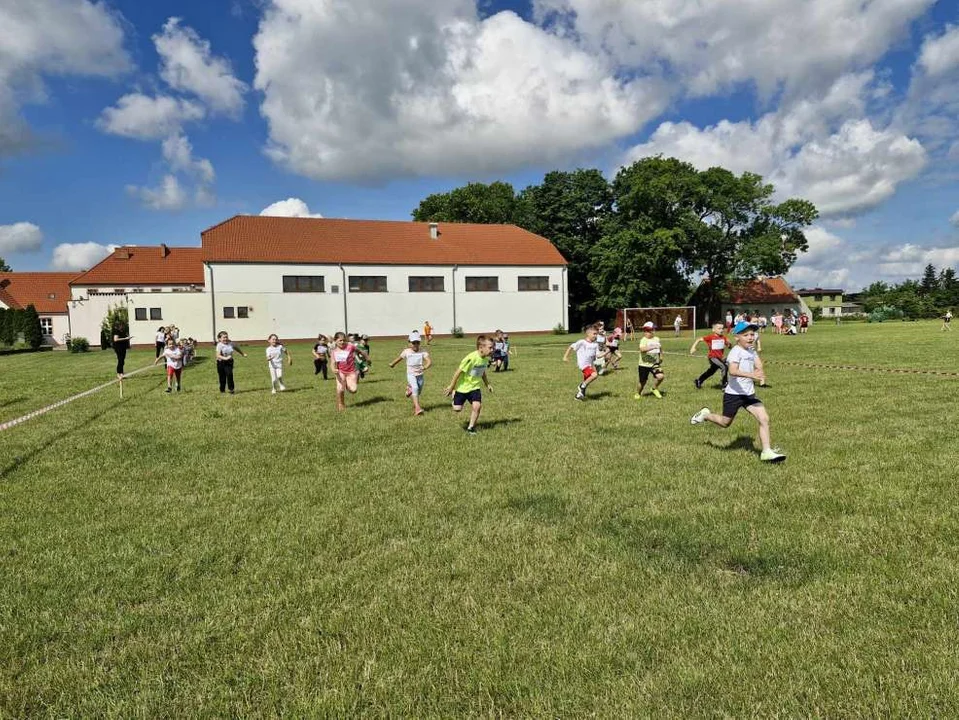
[2,322,958,716]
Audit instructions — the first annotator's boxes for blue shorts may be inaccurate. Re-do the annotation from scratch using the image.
[452,389,482,406]
[407,373,425,397]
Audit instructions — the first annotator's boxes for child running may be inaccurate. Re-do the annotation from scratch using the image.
[332,331,371,410]
[445,335,494,435]
[563,324,601,400]
[690,322,731,389]
[690,321,786,463]
[313,334,329,379]
[154,337,184,393]
[389,333,432,415]
[266,334,292,393]
[636,321,665,399]
[942,309,952,331]
[215,331,247,394]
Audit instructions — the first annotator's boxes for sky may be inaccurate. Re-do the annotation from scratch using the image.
[1,0,958,292]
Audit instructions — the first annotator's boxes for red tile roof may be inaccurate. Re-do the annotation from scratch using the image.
[725,276,799,304]
[71,246,205,286]
[201,216,567,266]
[0,273,77,314]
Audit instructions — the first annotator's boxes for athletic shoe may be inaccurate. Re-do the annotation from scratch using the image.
[271,389,277,395]
[652,388,662,399]
[279,384,287,392]
[690,407,710,425]
[633,393,642,400]
[694,379,702,389]
[176,385,181,392]
[466,426,478,435]
[760,448,787,463]
[575,391,586,401]
[165,387,172,393]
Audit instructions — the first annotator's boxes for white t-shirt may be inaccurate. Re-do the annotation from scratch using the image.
[570,339,598,370]
[596,333,606,349]
[163,347,183,370]
[726,345,757,396]
[674,316,682,328]
[156,331,166,343]
[217,341,236,359]
[266,344,285,368]
[401,348,429,375]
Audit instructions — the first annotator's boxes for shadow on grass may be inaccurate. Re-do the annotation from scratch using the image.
[706,435,757,455]
[583,391,613,400]
[476,417,522,430]
[353,395,390,408]
[1,377,166,480]
[505,492,568,521]
[420,402,452,412]
[0,397,27,409]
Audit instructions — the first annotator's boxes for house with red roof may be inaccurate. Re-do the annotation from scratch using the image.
[691,275,810,326]
[67,217,568,345]
[0,272,77,345]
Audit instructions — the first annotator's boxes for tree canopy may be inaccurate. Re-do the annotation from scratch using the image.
[0,257,11,272]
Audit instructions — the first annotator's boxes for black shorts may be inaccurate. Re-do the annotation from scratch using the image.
[452,389,482,406]
[722,393,763,419]
[637,365,663,383]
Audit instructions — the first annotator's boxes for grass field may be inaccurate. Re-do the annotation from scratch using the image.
[2,322,958,716]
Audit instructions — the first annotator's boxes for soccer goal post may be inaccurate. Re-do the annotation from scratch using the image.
[618,306,697,337]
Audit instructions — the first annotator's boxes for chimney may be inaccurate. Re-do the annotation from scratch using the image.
[160,243,170,258]
[116,249,131,260]
[429,222,439,240]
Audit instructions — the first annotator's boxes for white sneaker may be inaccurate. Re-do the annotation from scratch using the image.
[760,448,786,463]
[271,388,277,395]
[575,391,586,401]
[690,407,710,425]
[279,384,287,392]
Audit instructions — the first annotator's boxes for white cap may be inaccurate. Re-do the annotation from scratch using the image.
[642,321,655,330]
[408,333,421,342]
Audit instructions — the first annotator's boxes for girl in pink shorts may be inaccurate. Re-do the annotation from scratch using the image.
[331,331,371,410]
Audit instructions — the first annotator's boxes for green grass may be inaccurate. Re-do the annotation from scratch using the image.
[2,322,959,716]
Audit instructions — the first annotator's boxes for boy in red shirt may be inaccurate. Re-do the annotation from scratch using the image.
[689,322,731,389]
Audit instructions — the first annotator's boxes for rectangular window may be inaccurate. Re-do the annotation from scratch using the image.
[40,318,53,335]
[149,307,162,321]
[465,276,499,292]
[223,306,235,319]
[134,308,147,321]
[349,275,388,293]
[237,306,249,319]
[518,276,549,292]
[409,276,445,292]
[282,275,325,293]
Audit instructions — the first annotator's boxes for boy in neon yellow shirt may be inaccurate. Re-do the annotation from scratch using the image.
[445,335,494,435]
[636,321,665,399]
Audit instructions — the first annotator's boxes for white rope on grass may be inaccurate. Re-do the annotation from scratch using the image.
[0,363,159,433]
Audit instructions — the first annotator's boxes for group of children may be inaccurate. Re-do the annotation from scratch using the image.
[565,317,786,463]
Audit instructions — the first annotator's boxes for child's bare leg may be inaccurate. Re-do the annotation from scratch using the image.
[335,374,347,409]
[746,404,772,451]
[468,401,482,429]
[705,413,733,428]
[346,374,358,394]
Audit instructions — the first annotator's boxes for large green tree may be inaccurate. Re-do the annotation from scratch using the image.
[920,263,938,295]
[21,304,43,349]
[411,181,519,224]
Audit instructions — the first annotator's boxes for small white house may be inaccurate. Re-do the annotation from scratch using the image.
[0,272,75,345]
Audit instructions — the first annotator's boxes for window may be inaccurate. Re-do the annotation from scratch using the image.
[465,276,499,292]
[409,276,445,292]
[349,275,388,292]
[282,275,325,293]
[151,288,162,293]
[40,318,53,335]
[814,294,822,302]
[135,308,147,321]
[518,276,549,292]
[237,306,249,319]
[223,306,235,319]
[149,307,162,321]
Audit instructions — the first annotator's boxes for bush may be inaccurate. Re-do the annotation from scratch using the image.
[69,336,90,353]
[451,326,464,338]
[868,305,904,323]
[21,304,43,349]
[552,323,567,335]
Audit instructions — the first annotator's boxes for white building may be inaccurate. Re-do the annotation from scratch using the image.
[0,272,75,346]
[68,217,569,344]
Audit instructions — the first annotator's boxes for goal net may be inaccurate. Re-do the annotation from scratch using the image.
[617,306,697,337]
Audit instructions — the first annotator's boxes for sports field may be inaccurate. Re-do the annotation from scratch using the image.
[2,322,958,716]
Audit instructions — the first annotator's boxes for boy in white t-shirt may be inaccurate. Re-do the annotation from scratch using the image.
[153,337,184,393]
[690,321,785,463]
[265,333,292,394]
[389,334,433,415]
[563,324,601,400]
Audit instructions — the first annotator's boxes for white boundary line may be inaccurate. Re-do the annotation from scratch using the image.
[0,363,158,433]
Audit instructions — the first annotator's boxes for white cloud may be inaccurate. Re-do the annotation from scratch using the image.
[154,17,247,116]
[624,75,927,216]
[126,175,188,211]
[918,24,959,77]
[50,242,117,271]
[0,222,43,253]
[786,226,856,289]
[259,198,323,218]
[0,0,129,155]
[876,243,959,278]
[98,94,206,140]
[950,210,959,227]
[253,0,668,181]
[162,134,214,184]
[533,0,934,97]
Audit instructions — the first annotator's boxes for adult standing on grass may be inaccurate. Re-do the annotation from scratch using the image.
[445,335,493,435]
[216,330,247,394]
[942,309,952,331]
[155,326,166,357]
[674,314,683,337]
[112,320,131,381]
[635,321,665,399]
[690,321,785,463]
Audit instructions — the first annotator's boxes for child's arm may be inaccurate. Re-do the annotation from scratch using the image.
[444,369,463,396]
[482,369,493,392]
[753,353,766,382]
[388,353,404,369]
[153,353,164,366]
[563,344,574,362]
[313,347,321,360]
[285,347,293,365]
[689,337,703,354]
[357,348,371,364]
[423,355,433,371]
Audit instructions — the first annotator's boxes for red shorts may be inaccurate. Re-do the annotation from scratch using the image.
[166,365,181,377]
[582,366,597,381]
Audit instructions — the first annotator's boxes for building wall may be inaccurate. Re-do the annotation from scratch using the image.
[206,263,568,340]
[68,289,211,346]
[799,294,844,317]
[41,314,70,346]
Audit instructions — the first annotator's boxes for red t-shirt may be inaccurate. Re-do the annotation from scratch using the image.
[703,333,729,359]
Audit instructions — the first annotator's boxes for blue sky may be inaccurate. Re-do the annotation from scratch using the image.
[1,0,957,291]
